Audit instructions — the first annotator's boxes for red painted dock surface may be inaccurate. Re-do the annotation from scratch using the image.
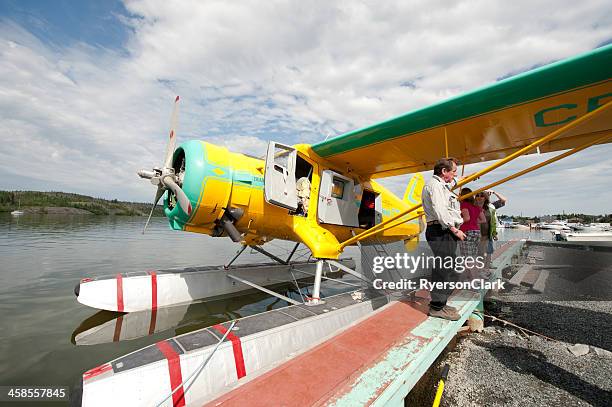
[206,300,429,407]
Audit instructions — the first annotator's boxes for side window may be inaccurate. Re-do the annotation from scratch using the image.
[331,177,345,199]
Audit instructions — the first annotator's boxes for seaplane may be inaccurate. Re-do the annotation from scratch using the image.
[75,44,612,312]
[73,45,611,406]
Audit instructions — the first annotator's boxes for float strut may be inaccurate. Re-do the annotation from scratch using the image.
[251,245,288,265]
[327,260,372,283]
[224,245,247,270]
[226,274,300,305]
[307,260,325,305]
[285,242,300,263]
[292,269,361,287]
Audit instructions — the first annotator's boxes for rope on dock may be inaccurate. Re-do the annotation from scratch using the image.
[478,312,558,342]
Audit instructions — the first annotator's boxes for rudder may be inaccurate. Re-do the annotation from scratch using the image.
[403,173,424,205]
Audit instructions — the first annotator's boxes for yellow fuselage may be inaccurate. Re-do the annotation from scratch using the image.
[166,141,421,259]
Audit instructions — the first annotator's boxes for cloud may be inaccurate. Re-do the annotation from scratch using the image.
[0,1,611,212]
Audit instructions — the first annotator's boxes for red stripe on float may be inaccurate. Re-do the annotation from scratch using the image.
[149,309,157,335]
[148,271,158,334]
[149,271,158,310]
[157,341,185,407]
[116,273,124,312]
[213,324,246,379]
[83,363,112,381]
[113,315,123,342]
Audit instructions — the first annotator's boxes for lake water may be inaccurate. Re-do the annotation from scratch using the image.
[0,214,547,398]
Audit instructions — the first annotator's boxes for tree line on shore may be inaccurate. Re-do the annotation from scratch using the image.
[0,191,164,216]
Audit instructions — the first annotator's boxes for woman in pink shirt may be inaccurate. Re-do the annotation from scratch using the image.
[459,188,486,277]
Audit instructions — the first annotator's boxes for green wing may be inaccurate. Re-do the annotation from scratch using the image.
[312,44,612,178]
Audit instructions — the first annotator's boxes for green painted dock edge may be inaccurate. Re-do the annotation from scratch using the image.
[328,240,524,407]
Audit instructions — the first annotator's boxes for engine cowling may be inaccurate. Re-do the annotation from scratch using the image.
[164,141,232,231]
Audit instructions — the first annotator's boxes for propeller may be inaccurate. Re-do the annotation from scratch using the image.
[138,96,192,234]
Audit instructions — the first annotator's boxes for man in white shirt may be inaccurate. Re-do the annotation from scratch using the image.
[421,158,465,320]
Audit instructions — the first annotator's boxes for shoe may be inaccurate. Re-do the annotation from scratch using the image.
[428,305,461,321]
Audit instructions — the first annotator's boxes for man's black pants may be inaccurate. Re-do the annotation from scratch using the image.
[425,224,458,310]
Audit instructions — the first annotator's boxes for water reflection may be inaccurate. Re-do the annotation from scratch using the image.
[71,288,289,346]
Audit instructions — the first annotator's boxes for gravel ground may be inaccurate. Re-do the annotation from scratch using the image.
[440,305,612,407]
[435,242,612,407]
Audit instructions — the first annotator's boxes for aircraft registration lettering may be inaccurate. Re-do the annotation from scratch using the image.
[534,92,612,127]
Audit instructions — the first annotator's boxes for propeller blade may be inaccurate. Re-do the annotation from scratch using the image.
[137,169,155,179]
[143,186,166,234]
[163,96,180,169]
[163,176,192,215]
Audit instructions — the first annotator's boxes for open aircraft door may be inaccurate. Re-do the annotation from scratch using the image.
[318,170,359,227]
[264,142,298,210]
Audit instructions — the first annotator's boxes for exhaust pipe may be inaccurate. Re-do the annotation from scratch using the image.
[218,207,244,242]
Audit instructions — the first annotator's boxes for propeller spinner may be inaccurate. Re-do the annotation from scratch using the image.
[138,96,192,233]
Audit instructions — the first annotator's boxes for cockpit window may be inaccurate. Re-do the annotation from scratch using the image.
[331,177,345,199]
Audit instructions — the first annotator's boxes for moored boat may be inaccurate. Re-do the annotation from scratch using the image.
[538,220,571,231]
[558,231,612,242]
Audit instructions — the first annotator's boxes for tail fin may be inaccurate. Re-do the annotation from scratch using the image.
[403,172,424,205]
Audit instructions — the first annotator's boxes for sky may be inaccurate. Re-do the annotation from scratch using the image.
[0,0,610,217]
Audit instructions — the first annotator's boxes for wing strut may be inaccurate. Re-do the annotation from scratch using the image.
[458,132,612,202]
[444,127,449,158]
[338,100,612,251]
[370,130,612,236]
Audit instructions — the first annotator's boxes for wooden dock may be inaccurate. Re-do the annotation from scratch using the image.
[207,241,523,406]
